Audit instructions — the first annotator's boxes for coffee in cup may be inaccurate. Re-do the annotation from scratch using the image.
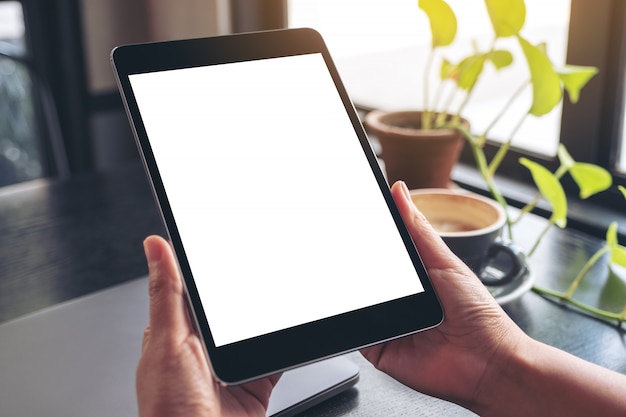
[409,188,526,286]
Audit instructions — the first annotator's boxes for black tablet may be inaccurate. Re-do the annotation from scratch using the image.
[111,28,443,385]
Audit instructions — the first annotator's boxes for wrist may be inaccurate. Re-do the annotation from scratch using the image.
[470,332,626,417]
[468,328,536,416]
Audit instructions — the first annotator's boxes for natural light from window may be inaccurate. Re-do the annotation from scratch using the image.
[0,1,44,186]
[289,0,571,157]
[0,1,23,46]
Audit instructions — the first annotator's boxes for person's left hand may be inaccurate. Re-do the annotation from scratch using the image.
[137,235,280,417]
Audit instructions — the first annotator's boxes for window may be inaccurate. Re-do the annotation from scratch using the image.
[613,4,626,174]
[289,0,626,221]
[289,0,571,157]
[0,1,44,186]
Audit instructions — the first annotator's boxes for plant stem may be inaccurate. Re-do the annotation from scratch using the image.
[527,220,555,257]
[475,159,511,235]
[436,86,459,127]
[554,164,569,179]
[620,305,626,324]
[487,112,528,178]
[457,38,498,119]
[481,81,529,139]
[512,164,569,225]
[456,125,514,238]
[455,89,474,121]
[512,194,542,225]
[562,245,610,300]
[532,284,625,325]
[431,81,446,114]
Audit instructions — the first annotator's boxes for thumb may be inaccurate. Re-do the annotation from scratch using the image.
[390,181,466,272]
[143,235,192,343]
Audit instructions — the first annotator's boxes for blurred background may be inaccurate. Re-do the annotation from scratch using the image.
[0,0,624,215]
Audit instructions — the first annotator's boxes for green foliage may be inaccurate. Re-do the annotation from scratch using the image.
[557,65,599,103]
[454,54,487,91]
[414,0,623,326]
[419,0,457,48]
[418,0,596,127]
[519,158,567,228]
[441,50,514,91]
[517,35,563,116]
[570,164,612,199]
[557,143,575,168]
[416,0,603,236]
[558,145,612,199]
[607,222,626,268]
[485,0,526,37]
[487,50,514,69]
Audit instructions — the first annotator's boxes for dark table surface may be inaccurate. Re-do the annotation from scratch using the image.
[1,162,625,416]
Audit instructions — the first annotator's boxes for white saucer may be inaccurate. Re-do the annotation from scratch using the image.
[487,266,534,305]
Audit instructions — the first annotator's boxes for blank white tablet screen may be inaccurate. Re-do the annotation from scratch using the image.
[129,53,424,347]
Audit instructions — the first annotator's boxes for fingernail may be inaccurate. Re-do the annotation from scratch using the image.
[143,236,163,264]
[399,181,411,201]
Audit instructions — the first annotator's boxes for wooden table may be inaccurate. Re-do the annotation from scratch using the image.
[1,162,624,416]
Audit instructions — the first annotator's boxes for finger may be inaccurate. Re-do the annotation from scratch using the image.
[390,181,467,272]
[237,373,283,409]
[143,235,191,342]
[391,181,494,311]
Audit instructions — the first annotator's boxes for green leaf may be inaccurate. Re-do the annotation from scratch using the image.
[419,0,457,48]
[607,222,619,247]
[610,245,626,268]
[536,42,548,55]
[557,144,575,169]
[520,157,568,228]
[557,144,611,198]
[619,185,626,199]
[486,49,514,70]
[517,35,563,117]
[556,65,598,103]
[456,54,487,91]
[485,0,526,37]
[442,49,512,91]
[440,58,457,80]
[569,163,612,199]
[607,222,626,267]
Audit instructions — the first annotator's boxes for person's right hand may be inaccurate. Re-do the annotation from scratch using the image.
[361,181,527,411]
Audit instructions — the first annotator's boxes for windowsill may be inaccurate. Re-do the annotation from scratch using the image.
[451,162,626,241]
[360,105,626,242]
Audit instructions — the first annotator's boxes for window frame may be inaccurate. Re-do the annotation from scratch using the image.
[21,0,92,174]
[447,0,626,239]
[0,0,56,182]
[285,0,626,238]
[454,0,626,209]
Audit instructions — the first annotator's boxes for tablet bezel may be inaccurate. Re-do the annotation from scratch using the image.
[111,28,443,385]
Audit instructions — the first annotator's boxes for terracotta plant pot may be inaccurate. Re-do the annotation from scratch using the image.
[364,110,467,189]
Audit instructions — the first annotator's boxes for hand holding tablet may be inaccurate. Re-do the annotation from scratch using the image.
[112,28,443,385]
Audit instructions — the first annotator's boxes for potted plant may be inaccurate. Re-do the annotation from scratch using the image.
[364,0,468,189]
[445,0,625,324]
[365,109,466,189]
[368,0,626,323]
[364,0,596,192]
